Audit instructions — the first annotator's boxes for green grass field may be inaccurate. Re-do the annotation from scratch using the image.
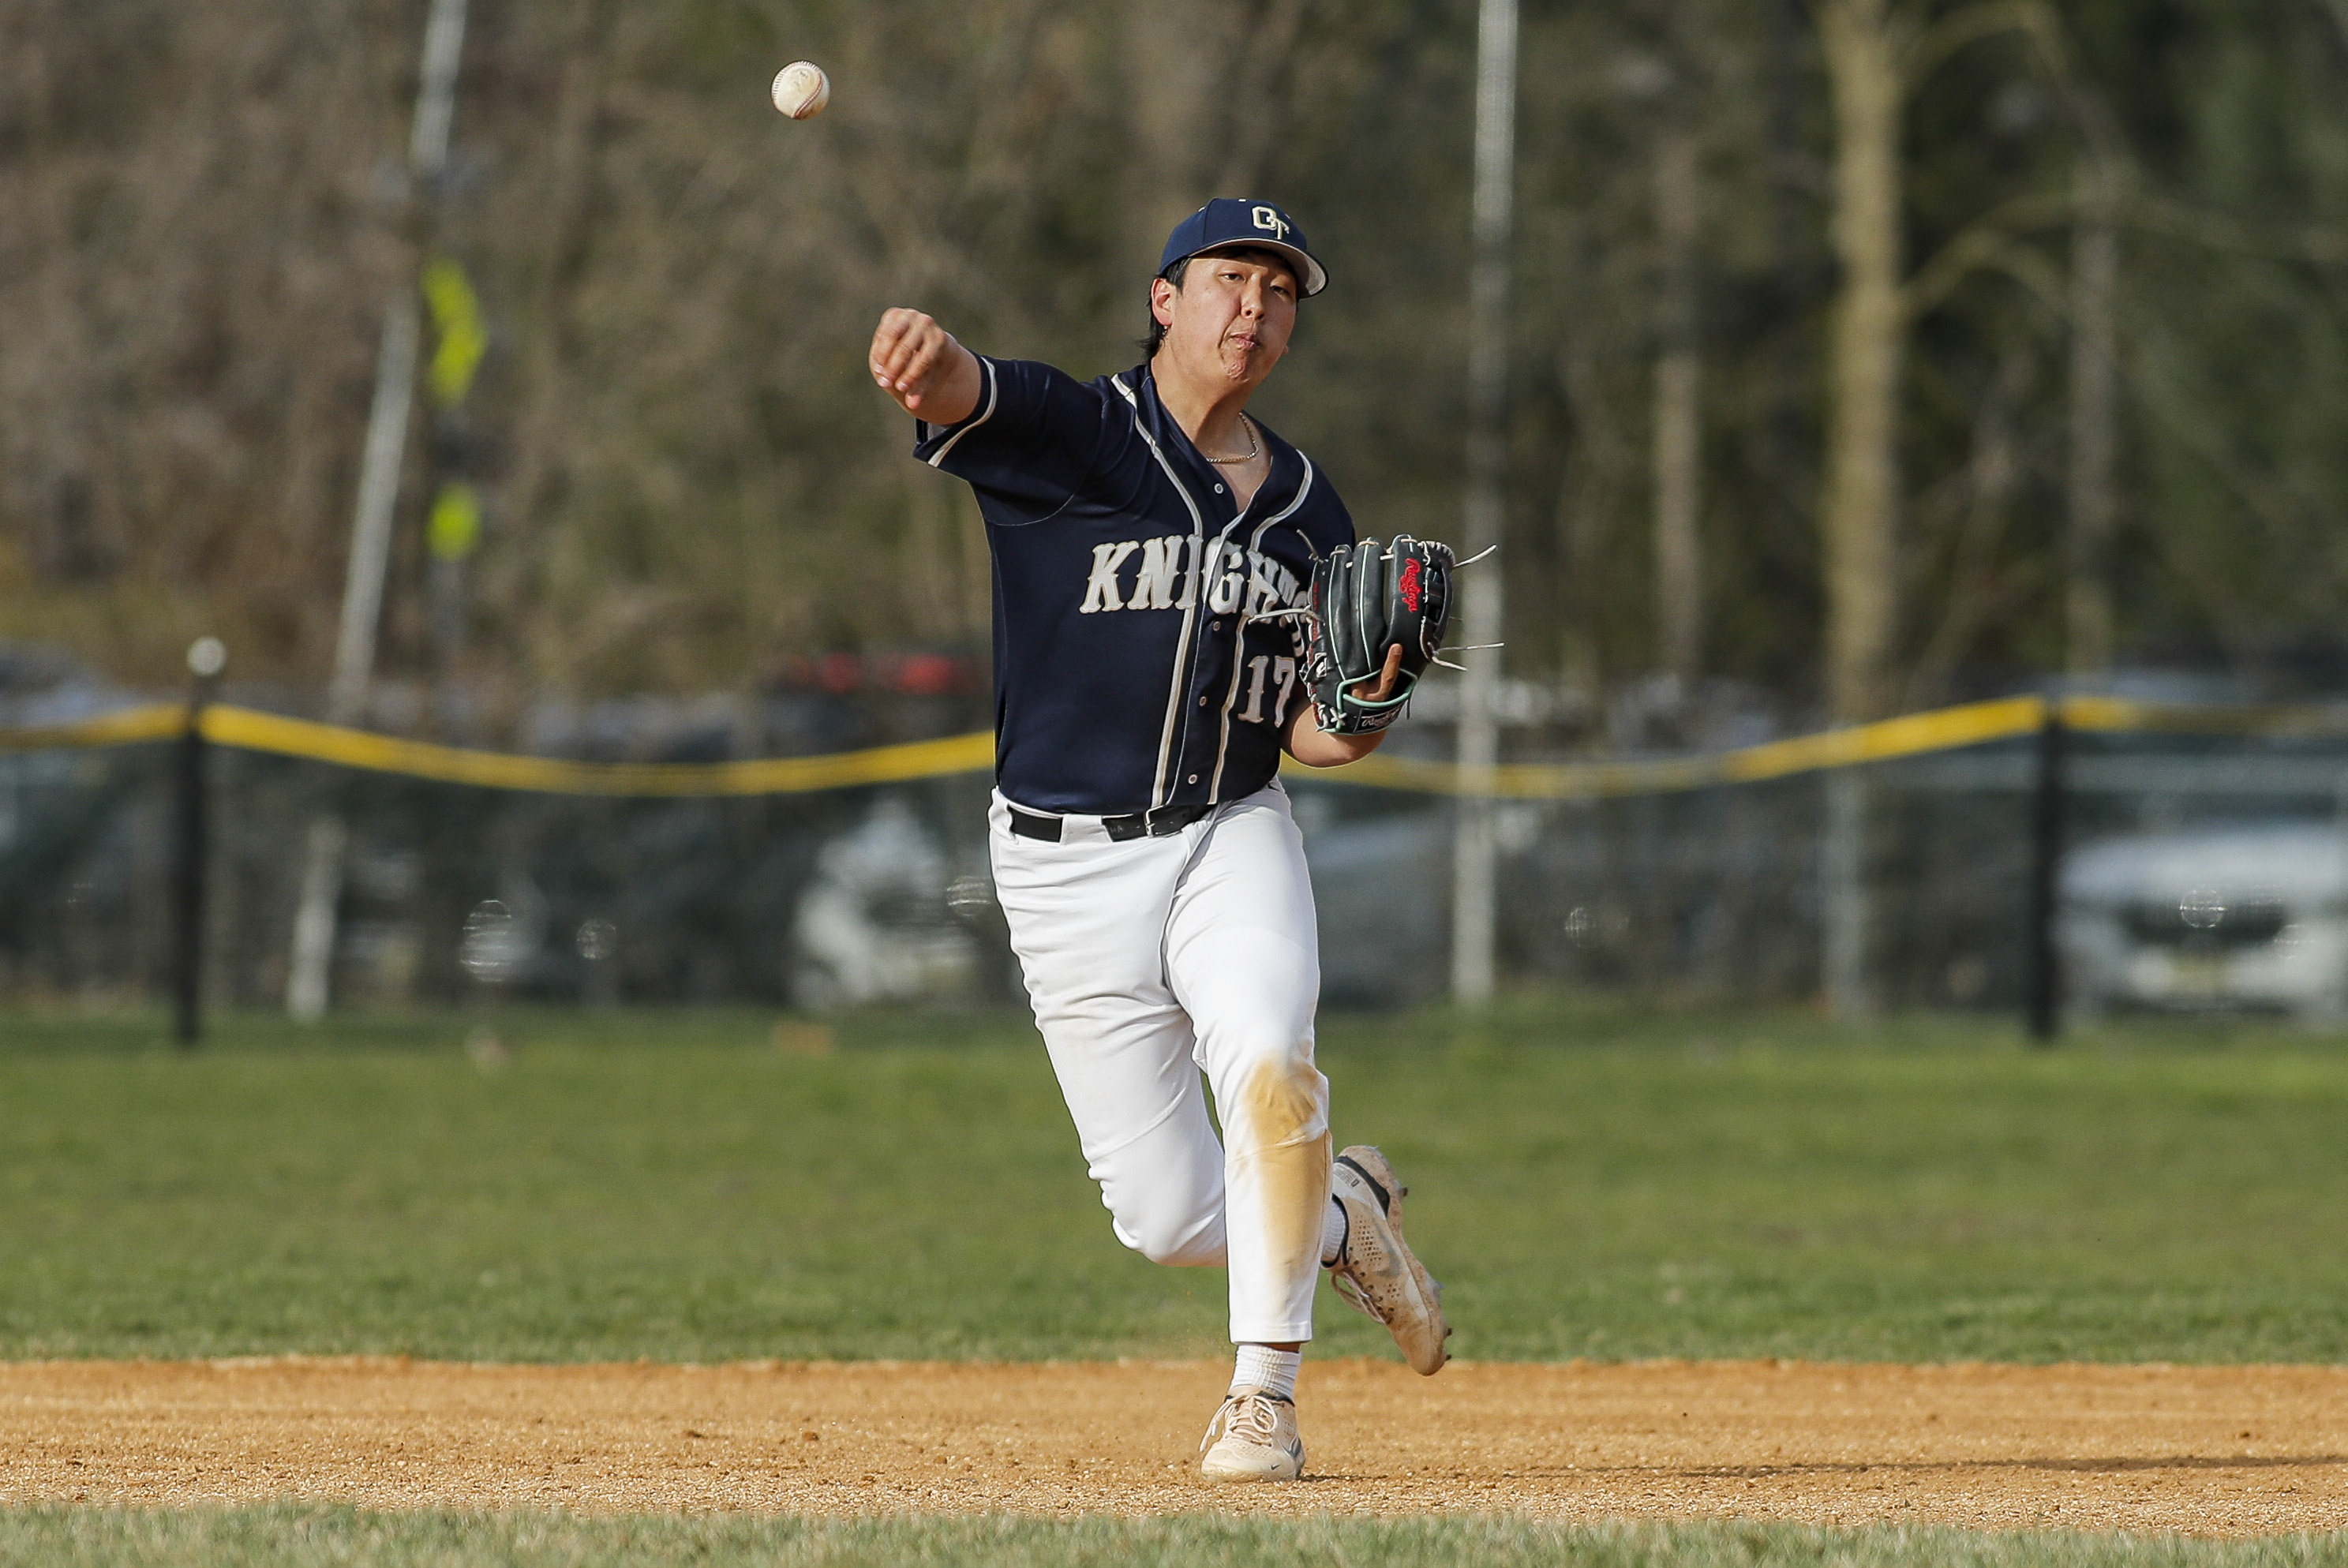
[6,997,2348,1566]
[2,1506,2347,1568]
[4,998,2346,1364]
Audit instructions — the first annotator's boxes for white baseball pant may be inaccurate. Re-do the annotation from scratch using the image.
[987,780,1331,1344]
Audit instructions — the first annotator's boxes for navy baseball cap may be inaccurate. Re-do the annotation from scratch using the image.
[1159,199,1327,297]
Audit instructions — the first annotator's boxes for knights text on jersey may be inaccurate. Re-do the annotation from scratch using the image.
[913,357,1355,817]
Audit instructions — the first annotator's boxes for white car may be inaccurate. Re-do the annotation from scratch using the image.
[789,795,979,1009]
[2061,822,2348,1017]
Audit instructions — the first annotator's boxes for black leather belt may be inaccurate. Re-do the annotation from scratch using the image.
[1008,803,1215,844]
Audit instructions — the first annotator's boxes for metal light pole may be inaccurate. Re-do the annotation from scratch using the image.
[287,0,470,1021]
[1451,0,1518,1006]
[173,637,227,1046]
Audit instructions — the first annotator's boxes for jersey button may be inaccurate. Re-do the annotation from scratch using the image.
[1198,695,1208,707]
[1213,484,1225,494]
[1187,774,1199,784]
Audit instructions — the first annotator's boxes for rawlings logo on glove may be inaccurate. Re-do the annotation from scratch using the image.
[1303,535,1457,736]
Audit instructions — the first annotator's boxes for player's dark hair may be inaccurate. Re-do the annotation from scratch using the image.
[1142,259,1191,357]
[1142,249,1298,358]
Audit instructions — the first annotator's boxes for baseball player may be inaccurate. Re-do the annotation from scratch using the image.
[867,199,1449,1482]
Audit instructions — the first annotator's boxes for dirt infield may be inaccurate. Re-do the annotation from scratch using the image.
[3,1358,2345,1533]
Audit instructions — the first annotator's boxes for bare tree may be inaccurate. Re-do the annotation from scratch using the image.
[2065,113,2122,677]
[1906,345,2035,705]
[1811,0,1908,1018]
[1810,0,2087,1014]
[1814,0,1909,729]
[1651,119,1705,690]
[1556,330,1636,713]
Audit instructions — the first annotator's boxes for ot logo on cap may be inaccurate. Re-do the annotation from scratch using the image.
[1251,205,1290,239]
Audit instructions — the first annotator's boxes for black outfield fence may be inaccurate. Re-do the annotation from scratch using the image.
[7,696,2348,1030]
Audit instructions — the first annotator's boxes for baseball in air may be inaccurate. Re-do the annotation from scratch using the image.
[770,61,830,120]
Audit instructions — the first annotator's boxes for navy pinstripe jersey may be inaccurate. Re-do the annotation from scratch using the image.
[914,356,1356,816]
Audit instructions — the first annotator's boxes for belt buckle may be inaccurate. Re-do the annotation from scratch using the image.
[1147,804,1204,837]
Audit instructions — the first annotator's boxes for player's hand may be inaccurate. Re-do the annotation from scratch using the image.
[1283,646,1404,769]
[871,309,982,424]
[1356,646,1405,705]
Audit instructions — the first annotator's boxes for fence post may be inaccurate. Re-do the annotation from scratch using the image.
[174,638,226,1046]
[1821,766,1872,1017]
[2024,699,2067,1044]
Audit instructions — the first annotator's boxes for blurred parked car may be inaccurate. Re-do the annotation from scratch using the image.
[2062,822,2348,1017]
[1296,794,1449,1008]
[790,795,982,1009]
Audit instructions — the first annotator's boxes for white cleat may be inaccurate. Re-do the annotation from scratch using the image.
[1198,1388,1305,1481]
[1329,1144,1451,1375]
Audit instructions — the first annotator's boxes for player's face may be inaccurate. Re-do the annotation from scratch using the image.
[1153,255,1298,390]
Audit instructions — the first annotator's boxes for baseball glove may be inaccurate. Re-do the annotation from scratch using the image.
[1304,534,1455,735]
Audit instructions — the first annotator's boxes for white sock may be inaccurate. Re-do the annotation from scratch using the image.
[1230,1343,1301,1400]
[1320,1195,1347,1267]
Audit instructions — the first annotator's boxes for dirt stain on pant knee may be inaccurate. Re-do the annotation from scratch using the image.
[1245,1055,1332,1284]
